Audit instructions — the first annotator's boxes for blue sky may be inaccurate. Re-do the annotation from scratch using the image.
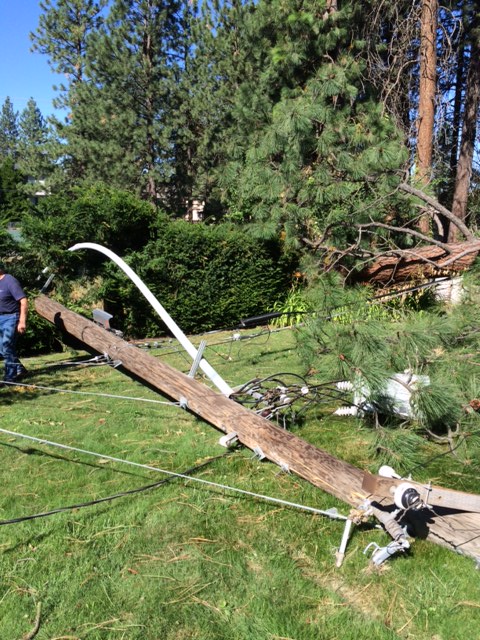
[0,0,63,119]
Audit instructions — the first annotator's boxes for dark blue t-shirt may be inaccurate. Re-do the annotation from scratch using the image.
[0,274,26,314]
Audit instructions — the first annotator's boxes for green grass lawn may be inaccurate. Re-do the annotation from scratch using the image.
[1,327,479,639]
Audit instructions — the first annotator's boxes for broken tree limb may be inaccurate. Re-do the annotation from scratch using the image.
[34,294,480,563]
[398,182,475,242]
[351,241,480,285]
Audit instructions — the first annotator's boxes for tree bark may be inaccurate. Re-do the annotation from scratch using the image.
[323,0,337,20]
[449,16,480,242]
[352,241,480,285]
[416,0,438,235]
[449,41,466,181]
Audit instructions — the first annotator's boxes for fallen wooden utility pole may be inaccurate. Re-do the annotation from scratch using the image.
[34,294,480,564]
[34,295,366,505]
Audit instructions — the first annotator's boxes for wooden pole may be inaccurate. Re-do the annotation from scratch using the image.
[34,295,480,562]
[34,294,367,506]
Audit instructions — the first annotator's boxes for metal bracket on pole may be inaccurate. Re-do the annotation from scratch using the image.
[37,267,55,293]
[252,446,266,461]
[188,340,207,378]
[218,431,239,448]
[93,309,113,330]
[336,518,353,568]
[363,537,410,566]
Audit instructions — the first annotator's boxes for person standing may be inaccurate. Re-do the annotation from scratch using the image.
[0,266,28,384]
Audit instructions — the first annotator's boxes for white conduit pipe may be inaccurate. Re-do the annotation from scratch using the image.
[68,242,233,397]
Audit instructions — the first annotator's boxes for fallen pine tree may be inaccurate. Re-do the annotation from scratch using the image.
[304,182,480,288]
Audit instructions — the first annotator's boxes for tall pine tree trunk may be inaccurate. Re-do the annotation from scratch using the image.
[449,42,465,182]
[449,13,480,242]
[416,0,438,235]
[142,9,157,203]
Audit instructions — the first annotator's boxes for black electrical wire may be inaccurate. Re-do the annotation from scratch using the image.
[0,451,232,527]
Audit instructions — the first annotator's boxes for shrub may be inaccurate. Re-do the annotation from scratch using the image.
[21,184,156,275]
[101,221,298,336]
[2,185,156,354]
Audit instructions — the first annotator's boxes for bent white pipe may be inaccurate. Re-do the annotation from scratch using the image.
[68,242,233,397]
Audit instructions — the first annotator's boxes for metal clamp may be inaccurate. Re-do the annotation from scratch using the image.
[188,340,207,378]
[252,446,266,461]
[363,537,410,566]
[218,432,239,448]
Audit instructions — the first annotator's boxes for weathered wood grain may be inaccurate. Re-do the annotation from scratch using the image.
[353,241,479,285]
[34,294,368,506]
[363,471,480,513]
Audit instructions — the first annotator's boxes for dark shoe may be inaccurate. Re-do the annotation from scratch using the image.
[16,366,28,380]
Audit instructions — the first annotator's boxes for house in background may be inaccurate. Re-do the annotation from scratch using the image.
[184,199,204,222]
[26,176,48,206]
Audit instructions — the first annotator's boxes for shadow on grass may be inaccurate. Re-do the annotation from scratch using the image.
[0,441,152,479]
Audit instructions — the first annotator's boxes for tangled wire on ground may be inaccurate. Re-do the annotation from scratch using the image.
[231,373,351,428]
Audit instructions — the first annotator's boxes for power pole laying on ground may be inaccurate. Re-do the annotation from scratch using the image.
[34,294,480,564]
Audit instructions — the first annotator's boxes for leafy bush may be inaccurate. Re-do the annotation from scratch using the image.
[101,221,298,335]
[270,284,311,327]
[21,184,156,275]
[0,235,62,354]
[1,185,156,354]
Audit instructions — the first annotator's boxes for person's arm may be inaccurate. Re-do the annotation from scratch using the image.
[17,297,28,334]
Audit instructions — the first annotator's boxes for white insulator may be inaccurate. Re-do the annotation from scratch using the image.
[218,432,239,448]
[393,482,422,510]
[333,406,358,416]
[336,381,354,391]
[378,465,401,479]
[301,386,309,395]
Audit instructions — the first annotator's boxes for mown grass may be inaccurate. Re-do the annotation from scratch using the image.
[1,326,479,639]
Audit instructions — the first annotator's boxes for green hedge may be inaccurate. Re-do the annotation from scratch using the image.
[101,221,298,336]
[21,184,156,275]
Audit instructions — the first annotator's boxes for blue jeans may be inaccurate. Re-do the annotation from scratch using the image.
[0,313,20,382]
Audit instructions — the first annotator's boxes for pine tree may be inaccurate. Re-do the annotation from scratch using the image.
[30,0,108,182]
[213,0,408,247]
[0,97,19,161]
[59,0,186,202]
[16,98,52,196]
[416,0,438,235]
[31,0,108,109]
[449,2,480,241]
[0,158,29,221]
[173,0,268,217]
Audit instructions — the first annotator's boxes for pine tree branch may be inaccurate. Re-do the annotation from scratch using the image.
[355,220,452,250]
[398,182,475,241]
